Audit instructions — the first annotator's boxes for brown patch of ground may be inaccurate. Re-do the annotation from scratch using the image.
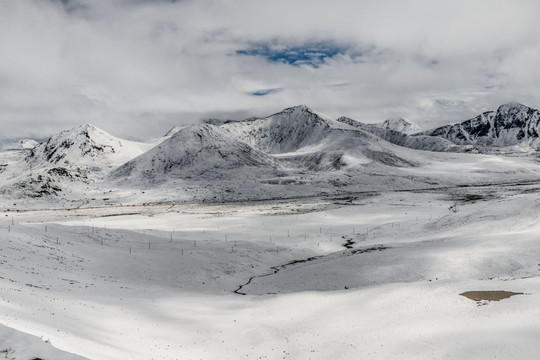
[460,290,523,302]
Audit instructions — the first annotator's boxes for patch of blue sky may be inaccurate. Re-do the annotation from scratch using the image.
[249,88,282,96]
[237,41,349,68]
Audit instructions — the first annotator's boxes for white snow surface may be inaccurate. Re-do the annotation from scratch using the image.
[1,186,540,359]
[376,117,423,134]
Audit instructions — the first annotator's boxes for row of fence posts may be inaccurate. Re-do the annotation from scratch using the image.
[4,213,443,257]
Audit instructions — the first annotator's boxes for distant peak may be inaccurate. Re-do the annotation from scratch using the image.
[71,123,103,135]
[79,123,97,130]
[384,117,407,123]
[283,104,311,112]
[275,105,335,123]
[497,102,528,111]
[378,117,422,134]
[169,124,219,140]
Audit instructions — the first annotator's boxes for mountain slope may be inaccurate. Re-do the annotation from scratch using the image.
[337,117,476,153]
[221,105,356,154]
[0,124,157,198]
[424,103,540,148]
[26,124,154,173]
[110,124,279,182]
[376,117,422,135]
[221,105,420,170]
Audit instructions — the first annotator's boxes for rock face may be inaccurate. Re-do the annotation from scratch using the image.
[424,103,540,147]
[376,117,422,135]
[110,124,279,182]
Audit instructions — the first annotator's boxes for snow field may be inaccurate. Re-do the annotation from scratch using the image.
[0,187,539,358]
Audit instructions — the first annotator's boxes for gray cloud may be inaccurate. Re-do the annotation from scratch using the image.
[1,0,540,139]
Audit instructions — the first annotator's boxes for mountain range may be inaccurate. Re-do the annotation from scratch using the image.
[1,102,539,204]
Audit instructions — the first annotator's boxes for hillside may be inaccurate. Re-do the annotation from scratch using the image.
[110,124,280,183]
[337,117,476,153]
[424,103,540,149]
[25,124,154,174]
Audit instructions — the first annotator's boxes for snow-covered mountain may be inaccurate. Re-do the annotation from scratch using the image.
[4,103,540,203]
[375,117,422,135]
[424,103,540,148]
[26,124,155,174]
[221,105,420,171]
[337,117,476,153]
[0,124,159,198]
[110,124,279,182]
[221,105,349,154]
[0,138,40,151]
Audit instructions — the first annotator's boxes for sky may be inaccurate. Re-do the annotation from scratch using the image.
[1,0,540,140]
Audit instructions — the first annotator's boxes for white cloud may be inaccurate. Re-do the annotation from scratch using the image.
[1,0,540,139]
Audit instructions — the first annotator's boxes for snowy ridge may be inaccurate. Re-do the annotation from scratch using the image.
[222,105,422,171]
[425,102,540,148]
[221,105,354,154]
[26,124,154,174]
[163,125,186,137]
[376,117,422,135]
[111,124,279,182]
[337,117,476,153]
[0,138,40,151]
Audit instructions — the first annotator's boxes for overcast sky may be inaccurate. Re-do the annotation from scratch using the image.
[2,0,540,140]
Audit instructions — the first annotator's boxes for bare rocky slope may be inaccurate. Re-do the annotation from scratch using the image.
[423,102,540,148]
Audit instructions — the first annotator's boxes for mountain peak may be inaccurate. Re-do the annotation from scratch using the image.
[277,105,335,124]
[222,105,340,154]
[498,102,526,109]
[75,123,99,133]
[111,124,278,181]
[25,123,153,173]
[284,104,310,112]
[377,117,422,135]
[496,102,531,114]
[425,102,540,147]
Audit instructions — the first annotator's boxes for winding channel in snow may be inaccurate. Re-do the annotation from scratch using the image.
[233,245,389,295]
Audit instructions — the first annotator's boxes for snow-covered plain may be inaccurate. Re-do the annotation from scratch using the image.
[1,181,540,359]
